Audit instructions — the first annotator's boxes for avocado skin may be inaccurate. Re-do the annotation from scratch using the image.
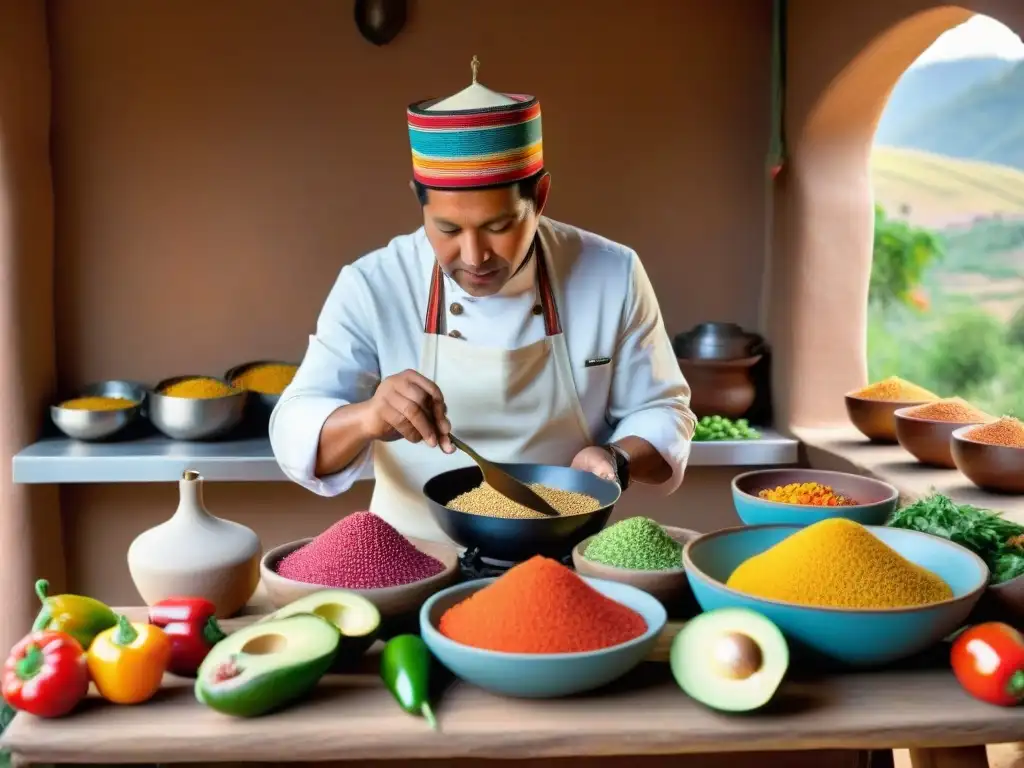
[195,616,340,718]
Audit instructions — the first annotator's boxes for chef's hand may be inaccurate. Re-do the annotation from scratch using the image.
[363,369,454,452]
[571,446,617,484]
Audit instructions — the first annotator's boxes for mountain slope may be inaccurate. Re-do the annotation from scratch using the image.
[875,57,1014,144]
[871,146,1024,227]
[882,60,1024,170]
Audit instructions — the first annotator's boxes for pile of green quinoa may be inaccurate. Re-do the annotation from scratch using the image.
[583,517,683,570]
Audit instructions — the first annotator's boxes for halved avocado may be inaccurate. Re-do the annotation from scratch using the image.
[265,590,381,667]
[670,607,789,713]
[195,614,339,717]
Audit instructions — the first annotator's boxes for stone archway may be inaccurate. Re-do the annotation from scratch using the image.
[766,4,991,430]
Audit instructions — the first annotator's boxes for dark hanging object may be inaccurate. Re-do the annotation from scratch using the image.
[355,0,407,46]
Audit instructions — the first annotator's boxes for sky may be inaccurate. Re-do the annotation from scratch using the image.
[911,14,1024,67]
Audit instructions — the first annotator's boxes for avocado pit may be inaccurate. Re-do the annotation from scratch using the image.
[712,632,763,680]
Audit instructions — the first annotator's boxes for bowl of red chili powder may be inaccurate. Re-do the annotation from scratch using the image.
[261,511,460,620]
[420,556,667,698]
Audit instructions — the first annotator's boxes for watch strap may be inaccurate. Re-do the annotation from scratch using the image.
[605,443,631,490]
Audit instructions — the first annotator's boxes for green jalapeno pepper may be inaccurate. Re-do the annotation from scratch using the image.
[32,579,118,651]
[380,634,437,730]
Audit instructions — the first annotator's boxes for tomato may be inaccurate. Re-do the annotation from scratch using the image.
[950,622,1024,707]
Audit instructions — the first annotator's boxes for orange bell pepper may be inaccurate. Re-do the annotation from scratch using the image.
[87,614,171,704]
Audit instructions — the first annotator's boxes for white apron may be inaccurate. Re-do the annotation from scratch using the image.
[368,242,593,545]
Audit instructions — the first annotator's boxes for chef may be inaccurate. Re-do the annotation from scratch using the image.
[270,59,696,544]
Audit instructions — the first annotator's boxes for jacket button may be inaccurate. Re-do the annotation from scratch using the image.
[450,302,464,316]
[448,329,462,339]
[532,304,543,316]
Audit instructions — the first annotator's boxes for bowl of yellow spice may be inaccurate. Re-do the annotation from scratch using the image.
[225,360,298,420]
[844,376,940,443]
[51,380,146,441]
[683,519,989,666]
[149,375,247,441]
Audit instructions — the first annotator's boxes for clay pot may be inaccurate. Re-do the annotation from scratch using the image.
[127,469,262,617]
[678,355,762,419]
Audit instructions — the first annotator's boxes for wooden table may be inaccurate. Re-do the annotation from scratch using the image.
[2,608,1020,767]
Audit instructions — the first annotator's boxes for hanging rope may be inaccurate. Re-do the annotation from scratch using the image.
[768,0,787,178]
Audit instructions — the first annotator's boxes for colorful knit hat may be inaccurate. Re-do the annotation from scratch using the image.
[407,57,543,190]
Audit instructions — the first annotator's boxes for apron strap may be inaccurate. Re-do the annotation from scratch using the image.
[423,244,562,336]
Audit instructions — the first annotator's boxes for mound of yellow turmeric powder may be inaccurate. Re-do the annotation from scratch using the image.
[726,518,952,609]
[160,377,237,399]
[59,396,137,411]
[231,363,297,396]
[849,376,938,403]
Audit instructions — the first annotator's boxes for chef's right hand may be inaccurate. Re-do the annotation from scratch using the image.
[363,369,454,452]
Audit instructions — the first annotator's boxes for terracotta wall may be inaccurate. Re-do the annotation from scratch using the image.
[45,0,774,602]
[769,0,1024,428]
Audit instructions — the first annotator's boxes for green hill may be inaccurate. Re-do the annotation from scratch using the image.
[879,59,1024,171]
[871,146,1024,226]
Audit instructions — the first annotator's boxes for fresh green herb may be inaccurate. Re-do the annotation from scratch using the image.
[887,493,1024,584]
[693,415,760,442]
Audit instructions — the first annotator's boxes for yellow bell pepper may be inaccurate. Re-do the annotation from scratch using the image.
[87,615,171,704]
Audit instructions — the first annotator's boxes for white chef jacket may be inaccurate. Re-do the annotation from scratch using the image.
[270,217,696,496]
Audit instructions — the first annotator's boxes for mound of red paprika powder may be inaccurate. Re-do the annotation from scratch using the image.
[439,556,648,654]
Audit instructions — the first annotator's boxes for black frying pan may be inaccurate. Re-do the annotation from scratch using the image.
[423,463,620,563]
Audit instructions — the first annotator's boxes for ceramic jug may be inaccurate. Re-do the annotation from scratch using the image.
[127,469,262,618]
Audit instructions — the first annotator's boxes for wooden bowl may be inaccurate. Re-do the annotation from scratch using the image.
[894,408,988,469]
[572,525,699,612]
[845,394,934,443]
[985,574,1024,629]
[951,426,1024,494]
[260,536,460,620]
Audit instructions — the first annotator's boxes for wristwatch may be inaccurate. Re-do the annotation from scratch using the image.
[605,443,631,490]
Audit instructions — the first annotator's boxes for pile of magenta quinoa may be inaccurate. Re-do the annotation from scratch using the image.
[276,511,445,589]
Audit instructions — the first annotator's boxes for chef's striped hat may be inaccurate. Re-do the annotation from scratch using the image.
[407,57,543,190]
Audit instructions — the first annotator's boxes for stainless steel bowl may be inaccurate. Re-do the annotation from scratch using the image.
[224,360,298,419]
[674,322,764,361]
[50,380,146,441]
[148,375,247,441]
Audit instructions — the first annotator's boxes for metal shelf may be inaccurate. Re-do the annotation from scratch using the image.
[11,430,798,484]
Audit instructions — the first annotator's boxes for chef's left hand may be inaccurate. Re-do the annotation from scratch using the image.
[571,446,617,484]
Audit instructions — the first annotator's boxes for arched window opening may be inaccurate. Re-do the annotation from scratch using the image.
[869,14,1024,416]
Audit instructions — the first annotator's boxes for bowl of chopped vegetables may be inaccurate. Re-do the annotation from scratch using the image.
[731,469,899,527]
[887,493,1024,627]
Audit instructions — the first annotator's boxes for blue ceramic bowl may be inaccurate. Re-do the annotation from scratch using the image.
[731,468,899,527]
[684,525,988,666]
[420,576,667,698]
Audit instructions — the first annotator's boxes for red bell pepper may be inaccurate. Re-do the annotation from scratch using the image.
[148,597,227,677]
[950,622,1024,707]
[2,630,89,718]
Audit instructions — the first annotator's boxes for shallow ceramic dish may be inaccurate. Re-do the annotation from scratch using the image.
[424,463,620,562]
[845,394,933,443]
[148,375,247,441]
[894,408,990,469]
[224,360,298,422]
[260,536,459,620]
[420,576,666,698]
[684,524,988,666]
[572,525,698,609]
[731,468,898,527]
[50,380,146,441]
[951,425,1024,495]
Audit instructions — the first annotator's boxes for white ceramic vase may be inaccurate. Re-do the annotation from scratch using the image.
[127,469,262,618]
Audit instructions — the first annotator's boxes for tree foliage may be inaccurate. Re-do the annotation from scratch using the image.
[870,204,946,309]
